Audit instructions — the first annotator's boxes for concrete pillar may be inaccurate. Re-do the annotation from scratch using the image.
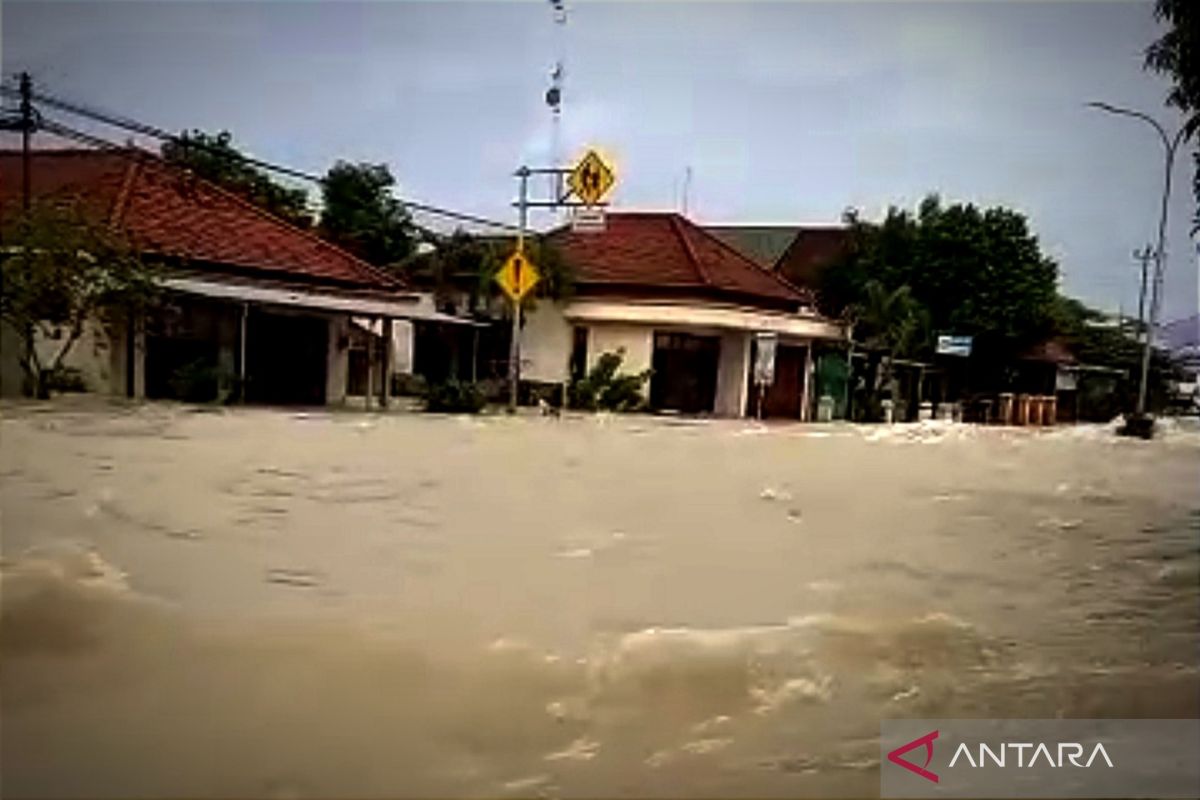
[381,318,394,409]
[800,341,813,422]
[325,316,349,406]
[714,331,751,417]
[130,318,146,400]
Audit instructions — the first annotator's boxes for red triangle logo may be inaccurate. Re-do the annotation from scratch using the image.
[887,730,940,783]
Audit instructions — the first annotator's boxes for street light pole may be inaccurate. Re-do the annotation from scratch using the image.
[1087,101,1188,419]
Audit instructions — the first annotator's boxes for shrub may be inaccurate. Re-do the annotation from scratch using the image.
[167,359,224,403]
[568,349,651,412]
[424,379,486,413]
[41,366,88,393]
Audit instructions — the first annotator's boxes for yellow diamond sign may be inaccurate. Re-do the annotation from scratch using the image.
[567,149,616,206]
[495,248,540,303]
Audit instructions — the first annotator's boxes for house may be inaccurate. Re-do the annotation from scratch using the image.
[0,148,464,405]
[520,212,846,418]
[706,222,851,287]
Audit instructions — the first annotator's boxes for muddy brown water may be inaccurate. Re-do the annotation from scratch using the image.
[1,401,1197,798]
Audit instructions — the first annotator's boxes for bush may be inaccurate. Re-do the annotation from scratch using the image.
[568,349,651,412]
[167,359,224,403]
[41,366,88,393]
[424,379,487,413]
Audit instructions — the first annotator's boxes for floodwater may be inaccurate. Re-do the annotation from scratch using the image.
[1,399,1198,799]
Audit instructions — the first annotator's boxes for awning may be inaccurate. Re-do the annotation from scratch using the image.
[563,299,845,340]
[162,276,480,325]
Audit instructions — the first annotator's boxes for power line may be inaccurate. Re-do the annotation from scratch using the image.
[2,81,520,234]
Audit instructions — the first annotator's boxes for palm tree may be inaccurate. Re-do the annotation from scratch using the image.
[850,280,927,419]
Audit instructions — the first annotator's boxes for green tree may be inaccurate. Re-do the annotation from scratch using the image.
[1,202,159,398]
[1145,0,1199,227]
[161,130,312,228]
[820,195,1058,359]
[318,161,416,267]
[849,280,927,418]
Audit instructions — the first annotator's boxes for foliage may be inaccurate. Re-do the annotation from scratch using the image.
[167,358,226,403]
[1145,0,1199,136]
[821,195,1059,359]
[1145,0,1199,228]
[161,130,312,228]
[568,349,651,412]
[319,161,416,267]
[42,365,88,393]
[423,379,487,413]
[0,202,159,398]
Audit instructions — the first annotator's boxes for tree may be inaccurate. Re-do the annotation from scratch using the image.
[1145,0,1199,136]
[849,280,927,418]
[161,130,312,228]
[1,202,159,398]
[318,162,416,267]
[820,195,1059,359]
[1145,0,1199,228]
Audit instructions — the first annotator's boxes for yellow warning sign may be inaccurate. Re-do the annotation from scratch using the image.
[494,248,540,303]
[567,149,616,206]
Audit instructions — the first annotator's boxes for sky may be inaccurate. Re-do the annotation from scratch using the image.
[2,0,1198,322]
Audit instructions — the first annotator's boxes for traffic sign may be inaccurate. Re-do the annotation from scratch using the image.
[495,248,540,303]
[570,207,607,233]
[567,149,616,206]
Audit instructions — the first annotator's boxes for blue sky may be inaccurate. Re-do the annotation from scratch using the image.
[3,0,1197,321]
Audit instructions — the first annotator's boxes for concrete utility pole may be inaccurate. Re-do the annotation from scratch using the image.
[1133,245,1154,346]
[509,166,531,413]
[1087,101,1188,422]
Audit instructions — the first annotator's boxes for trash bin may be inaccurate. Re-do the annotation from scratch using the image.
[881,398,894,424]
[918,401,933,421]
[998,393,1014,425]
[1043,395,1057,425]
[1029,396,1043,426]
[1015,394,1031,426]
[817,394,835,422]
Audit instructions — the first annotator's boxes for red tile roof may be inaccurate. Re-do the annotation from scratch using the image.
[547,212,811,310]
[0,148,402,290]
[773,225,851,288]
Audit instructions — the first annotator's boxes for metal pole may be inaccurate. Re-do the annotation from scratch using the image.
[1086,102,1186,418]
[508,166,530,413]
[1133,245,1153,346]
[20,72,32,212]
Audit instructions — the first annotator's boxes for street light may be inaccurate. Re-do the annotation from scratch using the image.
[1086,101,1188,428]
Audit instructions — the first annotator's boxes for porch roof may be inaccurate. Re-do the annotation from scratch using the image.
[562,298,845,340]
[162,275,479,325]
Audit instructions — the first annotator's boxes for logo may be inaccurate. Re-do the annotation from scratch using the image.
[887,730,940,784]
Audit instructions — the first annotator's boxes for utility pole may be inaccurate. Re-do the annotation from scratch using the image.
[20,71,33,212]
[1087,101,1187,427]
[509,166,530,413]
[1133,245,1154,345]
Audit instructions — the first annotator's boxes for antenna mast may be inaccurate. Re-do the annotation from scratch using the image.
[546,0,567,215]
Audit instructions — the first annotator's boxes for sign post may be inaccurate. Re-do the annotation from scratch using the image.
[502,148,617,413]
[753,332,778,420]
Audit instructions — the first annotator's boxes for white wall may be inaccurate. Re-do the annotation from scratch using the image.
[31,319,122,395]
[520,302,573,383]
[589,323,654,395]
[714,330,751,417]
